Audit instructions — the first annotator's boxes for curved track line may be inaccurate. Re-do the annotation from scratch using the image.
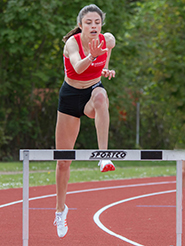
[93,189,176,246]
[0,180,175,209]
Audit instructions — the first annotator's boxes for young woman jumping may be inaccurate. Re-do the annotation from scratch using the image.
[53,4,116,238]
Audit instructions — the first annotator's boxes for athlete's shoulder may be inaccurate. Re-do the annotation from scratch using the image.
[65,35,79,50]
[103,32,116,49]
[65,35,77,46]
[64,35,79,57]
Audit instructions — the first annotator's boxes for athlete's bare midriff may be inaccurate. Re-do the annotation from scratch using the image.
[65,76,101,89]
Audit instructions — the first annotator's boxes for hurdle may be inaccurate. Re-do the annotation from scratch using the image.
[20,149,184,246]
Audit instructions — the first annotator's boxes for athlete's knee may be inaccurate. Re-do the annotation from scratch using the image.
[182,161,185,174]
[93,89,108,110]
[183,166,185,179]
[57,160,71,171]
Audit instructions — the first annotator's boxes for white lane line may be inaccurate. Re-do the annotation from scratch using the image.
[0,180,175,209]
[0,194,56,208]
[93,189,176,246]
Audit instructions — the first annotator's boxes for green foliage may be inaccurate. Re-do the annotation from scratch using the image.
[131,0,185,148]
[107,0,185,149]
[1,0,185,160]
[0,0,66,159]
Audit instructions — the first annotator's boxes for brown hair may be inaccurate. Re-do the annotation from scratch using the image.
[62,4,105,43]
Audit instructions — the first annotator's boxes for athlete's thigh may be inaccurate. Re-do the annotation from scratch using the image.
[55,111,80,149]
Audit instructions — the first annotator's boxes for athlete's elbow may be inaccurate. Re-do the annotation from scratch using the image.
[75,69,82,74]
[74,67,84,74]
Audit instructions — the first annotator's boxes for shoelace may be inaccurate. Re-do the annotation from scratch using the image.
[53,214,67,227]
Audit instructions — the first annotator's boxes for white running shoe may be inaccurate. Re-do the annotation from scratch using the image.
[53,204,68,238]
[98,160,115,172]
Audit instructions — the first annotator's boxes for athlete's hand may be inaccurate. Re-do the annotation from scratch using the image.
[101,68,115,80]
[89,39,108,58]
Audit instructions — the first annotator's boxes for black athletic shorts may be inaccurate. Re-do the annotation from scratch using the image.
[58,81,104,118]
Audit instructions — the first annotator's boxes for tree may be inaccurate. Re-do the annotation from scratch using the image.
[0,0,66,159]
[131,0,185,148]
[1,0,185,160]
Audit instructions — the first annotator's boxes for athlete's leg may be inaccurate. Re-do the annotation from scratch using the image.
[55,111,80,212]
[84,87,109,149]
[84,87,115,172]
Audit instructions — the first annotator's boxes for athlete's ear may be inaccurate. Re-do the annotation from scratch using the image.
[78,23,82,30]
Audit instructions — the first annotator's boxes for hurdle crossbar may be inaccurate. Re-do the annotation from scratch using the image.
[20,149,184,246]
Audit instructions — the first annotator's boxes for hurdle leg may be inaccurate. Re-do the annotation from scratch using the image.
[23,150,29,246]
[176,160,183,246]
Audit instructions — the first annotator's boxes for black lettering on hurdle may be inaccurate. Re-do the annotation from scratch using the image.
[89,150,127,160]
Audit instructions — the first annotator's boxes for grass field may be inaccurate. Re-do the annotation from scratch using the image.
[0,160,176,189]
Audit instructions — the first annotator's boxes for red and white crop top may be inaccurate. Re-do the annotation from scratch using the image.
[63,33,107,81]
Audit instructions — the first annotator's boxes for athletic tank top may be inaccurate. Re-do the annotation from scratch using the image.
[63,33,107,81]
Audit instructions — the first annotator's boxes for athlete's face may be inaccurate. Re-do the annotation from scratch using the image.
[80,12,102,39]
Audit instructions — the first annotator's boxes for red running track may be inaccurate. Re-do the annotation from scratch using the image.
[0,176,184,246]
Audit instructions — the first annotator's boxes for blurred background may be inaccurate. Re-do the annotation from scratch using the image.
[1,0,185,161]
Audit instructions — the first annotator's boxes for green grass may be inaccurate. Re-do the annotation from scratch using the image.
[0,160,176,189]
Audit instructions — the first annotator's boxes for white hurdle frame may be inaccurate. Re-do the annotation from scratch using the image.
[20,149,184,246]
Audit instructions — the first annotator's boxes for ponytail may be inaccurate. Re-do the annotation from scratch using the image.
[62,26,81,43]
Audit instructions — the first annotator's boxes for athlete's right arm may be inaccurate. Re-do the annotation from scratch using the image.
[64,36,92,74]
[65,36,108,74]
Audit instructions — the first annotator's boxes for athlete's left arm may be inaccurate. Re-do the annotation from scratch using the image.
[101,32,116,80]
